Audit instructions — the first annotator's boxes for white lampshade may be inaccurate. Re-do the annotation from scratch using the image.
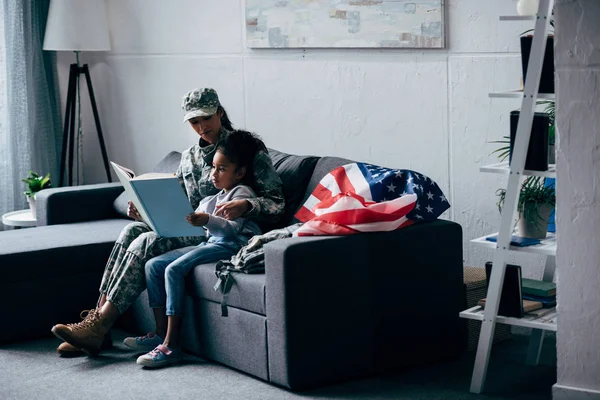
[43,0,111,51]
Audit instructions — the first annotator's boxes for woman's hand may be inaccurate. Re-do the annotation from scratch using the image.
[187,212,210,226]
[214,199,250,220]
[127,201,142,221]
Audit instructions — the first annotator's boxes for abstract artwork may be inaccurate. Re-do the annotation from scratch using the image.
[245,0,445,49]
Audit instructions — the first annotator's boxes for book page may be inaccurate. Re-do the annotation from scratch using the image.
[134,172,177,180]
[110,161,156,232]
[110,161,135,179]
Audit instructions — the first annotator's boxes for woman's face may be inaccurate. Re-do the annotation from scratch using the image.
[188,110,223,144]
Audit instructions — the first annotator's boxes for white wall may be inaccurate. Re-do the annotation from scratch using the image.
[553,1,600,398]
[59,0,549,273]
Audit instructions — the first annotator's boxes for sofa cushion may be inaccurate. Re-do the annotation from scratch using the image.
[186,263,266,315]
[0,219,130,283]
[293,156,356,223]
[113,151,183,218]
[267,149,319,229]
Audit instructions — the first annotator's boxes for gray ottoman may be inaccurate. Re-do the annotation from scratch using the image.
[0,219,128,343]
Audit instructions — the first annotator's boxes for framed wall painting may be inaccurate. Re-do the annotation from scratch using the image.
[245,0,445,49]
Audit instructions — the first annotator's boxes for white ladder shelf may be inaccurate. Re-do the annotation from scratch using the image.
[460,0,556,394]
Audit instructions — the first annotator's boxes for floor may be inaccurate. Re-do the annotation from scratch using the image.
[0,329,556,400]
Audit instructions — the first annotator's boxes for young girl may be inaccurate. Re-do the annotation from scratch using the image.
[126,130,265,368]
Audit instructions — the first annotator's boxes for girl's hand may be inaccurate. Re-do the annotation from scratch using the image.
[187,212,209,226]
[127,201,142,221]
[214,199,250,220]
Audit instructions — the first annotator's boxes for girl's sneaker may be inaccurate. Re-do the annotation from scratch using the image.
[136,345,183,368]
[123,332,163,352]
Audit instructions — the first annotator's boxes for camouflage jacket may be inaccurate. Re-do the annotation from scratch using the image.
[176,131,285,224]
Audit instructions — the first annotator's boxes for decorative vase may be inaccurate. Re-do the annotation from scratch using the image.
[517,203,553,239]
[509,111,549,171]
[517,0,539,16]
[520,35,555,94]
[27,196,37,219]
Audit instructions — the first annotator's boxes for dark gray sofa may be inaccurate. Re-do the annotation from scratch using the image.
[0,149,464,390]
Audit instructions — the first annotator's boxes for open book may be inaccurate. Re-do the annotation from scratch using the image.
[111,161,205,238]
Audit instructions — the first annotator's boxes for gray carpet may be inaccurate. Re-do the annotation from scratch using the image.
[0,329,555,400]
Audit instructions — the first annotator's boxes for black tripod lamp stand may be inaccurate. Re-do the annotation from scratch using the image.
[43,0,113,186]
[59,56,112,186]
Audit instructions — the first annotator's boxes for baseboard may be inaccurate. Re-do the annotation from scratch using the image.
[553,384,600,399]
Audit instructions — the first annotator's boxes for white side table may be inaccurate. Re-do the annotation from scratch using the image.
[2,209,37,228]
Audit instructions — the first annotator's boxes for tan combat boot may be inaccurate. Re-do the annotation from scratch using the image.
[51,309,112,355]
[57,334,113,357]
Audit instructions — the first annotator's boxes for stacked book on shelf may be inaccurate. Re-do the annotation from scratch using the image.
[478,262,557,319]
[522,278,556,308]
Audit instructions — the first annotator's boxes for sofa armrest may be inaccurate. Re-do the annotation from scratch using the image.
[264,220,464,390]
[36,183,125,226]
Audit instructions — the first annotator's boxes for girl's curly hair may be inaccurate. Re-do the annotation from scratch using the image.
[216,130,267,184]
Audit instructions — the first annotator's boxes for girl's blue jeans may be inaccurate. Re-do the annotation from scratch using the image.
[145,237,240,316]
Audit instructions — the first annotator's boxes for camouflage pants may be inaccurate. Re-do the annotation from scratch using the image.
[99,221,205,314]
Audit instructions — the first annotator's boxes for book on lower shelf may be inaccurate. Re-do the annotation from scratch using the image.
[522,278,556,297]
[478,298,543,314]
[485,234,541,247]
[522,293,557,307]
[111,162,206,238]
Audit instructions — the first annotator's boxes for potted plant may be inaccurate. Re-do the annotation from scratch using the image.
[22,171,51,218]
[496,176,556,239]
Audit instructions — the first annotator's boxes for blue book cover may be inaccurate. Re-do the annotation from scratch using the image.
[486,234,541,247]
[111,162,205,238]
[522,293,557,307]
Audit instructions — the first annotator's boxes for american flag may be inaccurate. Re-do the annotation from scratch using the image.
[294,162,450,237]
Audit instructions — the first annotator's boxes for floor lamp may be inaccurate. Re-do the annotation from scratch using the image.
[43,0,112,186]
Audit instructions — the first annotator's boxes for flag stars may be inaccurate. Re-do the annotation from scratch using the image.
[387,182,397,193]
[440,194,447,203]
[395,171,404,178]
[426,205,434,213]
[415,203,421,210]
[426,191,435,200]
[415,214,424,220]
[407,176,414,183]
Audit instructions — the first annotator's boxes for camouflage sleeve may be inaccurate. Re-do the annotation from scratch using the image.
[245,151,285,223]
[175,163,186,193]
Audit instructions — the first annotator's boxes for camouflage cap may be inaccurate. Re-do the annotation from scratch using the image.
[181,88,220,123]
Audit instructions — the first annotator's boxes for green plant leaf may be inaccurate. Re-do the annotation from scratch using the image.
[496,176,556,227]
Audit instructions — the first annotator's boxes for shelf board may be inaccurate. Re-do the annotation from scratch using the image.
[471,232,556,256]
[480,161,556,178]
[460,305,557,332]
[489,90,556,99]
[499,16,536,21]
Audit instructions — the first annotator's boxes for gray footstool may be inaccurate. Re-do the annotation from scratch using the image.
[0,219,128,343]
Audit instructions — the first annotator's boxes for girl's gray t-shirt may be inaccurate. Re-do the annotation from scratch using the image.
[196,185,262,240]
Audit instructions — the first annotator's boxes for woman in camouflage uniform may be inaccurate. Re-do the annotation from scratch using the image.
[51,88,285,356]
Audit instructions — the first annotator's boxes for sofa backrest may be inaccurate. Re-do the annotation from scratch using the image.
[153,151,182,173]
[297,155,356,210]
[266,149,319,229]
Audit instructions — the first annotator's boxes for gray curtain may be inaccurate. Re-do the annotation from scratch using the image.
[0,0,62,230]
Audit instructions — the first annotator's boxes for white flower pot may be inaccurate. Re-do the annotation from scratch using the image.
[516,203,553,239]
[517,0,539,16]
[27,196,37,219]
